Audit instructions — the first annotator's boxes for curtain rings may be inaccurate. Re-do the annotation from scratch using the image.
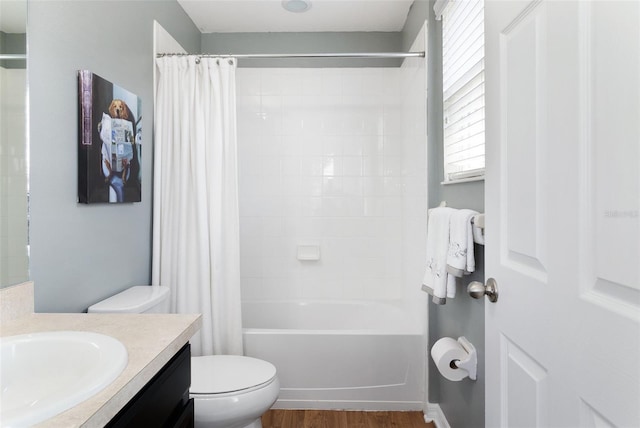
[190,56,235,66]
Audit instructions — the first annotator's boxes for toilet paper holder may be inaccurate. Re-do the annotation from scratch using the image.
[452,337,477,380]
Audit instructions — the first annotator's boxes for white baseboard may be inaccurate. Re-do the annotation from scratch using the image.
[273,399,424,412]
[425,403,451,428]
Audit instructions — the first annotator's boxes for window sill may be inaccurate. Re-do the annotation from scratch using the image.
[441,175,485,185]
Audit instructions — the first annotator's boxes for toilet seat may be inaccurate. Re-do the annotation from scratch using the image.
[191,355,277,395]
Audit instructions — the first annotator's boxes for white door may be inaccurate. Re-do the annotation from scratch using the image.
[484,1,640,426]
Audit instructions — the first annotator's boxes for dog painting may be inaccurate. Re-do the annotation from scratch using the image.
[108,99,133,121]
[78,71,142,203]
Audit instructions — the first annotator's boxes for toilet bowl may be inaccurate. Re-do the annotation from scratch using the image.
[191,355,280,428]
[87,286,280,428]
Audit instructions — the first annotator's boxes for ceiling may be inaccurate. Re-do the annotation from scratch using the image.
[0,0,27,33]
[177,0,415,33]
[0,0,415,35]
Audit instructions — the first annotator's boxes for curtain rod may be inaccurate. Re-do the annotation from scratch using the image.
[0,54,27,60]
[156,52,425,59]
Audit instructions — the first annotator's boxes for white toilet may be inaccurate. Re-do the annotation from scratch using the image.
[88,286,280,428]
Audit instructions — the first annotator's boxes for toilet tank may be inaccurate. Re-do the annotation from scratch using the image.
[87,286,169,314]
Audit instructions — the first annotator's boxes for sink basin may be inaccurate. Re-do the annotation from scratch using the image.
[0,331,128,427]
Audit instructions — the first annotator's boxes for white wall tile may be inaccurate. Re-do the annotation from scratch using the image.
[364,197,385,217]
[299,177,323,196]
[300,135,324,156]
[236,68,261,95]
[260,175,283,196]
[301,70,324,96]
[261,71,282,95]
[299,197,323,217]
[292,219,323,239]
[321,136,344,156]
[383,156,403,177]
[322,157,343,177]
[363,156,384,176]
[341,70,365,96]
[342,137,363,156]
[383,109,403,135]
[282,111,305,135]
[321,70,342,95]
[281,135,302,156]
[240,245,263,277]
[322,177,343,196]
[236,67,425,303]
[383,197,403,217]
[383,177,404,196]
[240,277,264,300]
[280,70,303,95]
[361,72,387,96]
[342,177,363,196]
[361,135,384,156]
[262,217,285,237]
[300,156,323,176]
[363,177,385,196]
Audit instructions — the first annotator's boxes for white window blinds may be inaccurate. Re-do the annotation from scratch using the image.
[441,0,485,182]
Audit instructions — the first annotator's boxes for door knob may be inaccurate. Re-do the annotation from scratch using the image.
[467,278,499,303]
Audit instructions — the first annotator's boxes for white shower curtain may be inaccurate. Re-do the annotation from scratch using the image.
[152,56,243,356]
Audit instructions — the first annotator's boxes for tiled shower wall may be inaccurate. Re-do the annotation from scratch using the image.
[236,67,425,302]
[400,44,429,324]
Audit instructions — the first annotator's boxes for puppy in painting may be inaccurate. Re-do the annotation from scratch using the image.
[108,99,132,121]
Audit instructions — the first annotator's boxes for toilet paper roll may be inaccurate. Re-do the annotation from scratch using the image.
[431,337,470,381]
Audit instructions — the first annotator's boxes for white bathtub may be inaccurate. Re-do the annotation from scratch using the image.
[241,300,425,411]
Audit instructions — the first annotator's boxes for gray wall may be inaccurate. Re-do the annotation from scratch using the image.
[28,1,200,312]
[403,1,485,427]
[0,32,26,68]
[201,32,402,67]
[401,0,429,52]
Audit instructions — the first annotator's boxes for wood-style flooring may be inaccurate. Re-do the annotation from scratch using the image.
[261,410,436,428]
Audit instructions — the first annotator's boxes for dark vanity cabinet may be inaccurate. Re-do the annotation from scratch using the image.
[107,344,193,428]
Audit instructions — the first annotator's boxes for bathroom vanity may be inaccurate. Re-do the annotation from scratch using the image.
[107,344,193,428]
[0,282,202,427]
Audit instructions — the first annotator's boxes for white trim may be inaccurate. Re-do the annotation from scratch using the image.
[447,167,486,181]
[434,0,450,20]
[425,403,452,428]
[153,21,187,118]
[273,399,424,411]
[441,175,485,185]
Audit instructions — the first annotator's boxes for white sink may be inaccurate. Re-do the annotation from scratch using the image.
[0,331,128,427]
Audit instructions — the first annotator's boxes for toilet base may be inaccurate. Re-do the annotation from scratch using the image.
[243,419,262,428]
[194,416,262,428]
[192,376,279,428]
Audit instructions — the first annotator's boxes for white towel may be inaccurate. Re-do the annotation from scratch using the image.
[446,209,478,281]
[472,223,485,245]
[421,207,456,304]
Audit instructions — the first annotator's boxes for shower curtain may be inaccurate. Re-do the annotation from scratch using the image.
[152,56,243,356]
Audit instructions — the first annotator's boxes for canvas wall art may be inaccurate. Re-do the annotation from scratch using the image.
[78,70,142,203]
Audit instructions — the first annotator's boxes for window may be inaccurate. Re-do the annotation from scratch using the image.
[436,0,485,183]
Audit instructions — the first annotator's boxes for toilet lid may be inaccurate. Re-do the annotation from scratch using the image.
[190,355,277,394]
[87,286,168,313]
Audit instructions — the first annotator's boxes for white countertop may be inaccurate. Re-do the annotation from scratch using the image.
[0,283,202,427]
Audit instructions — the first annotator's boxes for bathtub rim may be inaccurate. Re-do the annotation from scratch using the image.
[241,298,425,335]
